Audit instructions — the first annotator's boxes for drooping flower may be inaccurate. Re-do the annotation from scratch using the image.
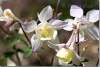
[0,6,16,27]
[0,7,16,22]
[56,48,75,64]
[3,9,16,19]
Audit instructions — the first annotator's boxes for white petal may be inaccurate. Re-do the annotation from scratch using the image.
[74,16,88,24]
[63,26,73,31]
[31,34,42,52]
[70,5,83,18]
[38,5,53,22]
[87,24,99,40]
[86,10,99,23]
[0,16,7,21]
[0,16,13,22]
[79,32,85,42]
[7,58,16,66]
[63,19,74,31]
[18,28,23,34]
[51,20,67,29]
[0,6,3,16]
[56,43,66,49]
[22,20,37,33]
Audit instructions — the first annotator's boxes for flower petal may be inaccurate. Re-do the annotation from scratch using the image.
[75,32,85,42]
[63,19,74,31]
[7,58,16,66]
[86,10,99,23]
[38,5,53,22]
[0,6,3,16]
[70,5,83,18]
[31,34,42,52]
[51,20,67,29]
[22,20,37,33]
[0,16,7,21]
[86,24,99,40]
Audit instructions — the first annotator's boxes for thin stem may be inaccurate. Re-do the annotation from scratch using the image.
[15,17,31,47]
[18,23,31,47]
[96,48,99,66]
[54,0,60,18]
[77,29,80,55]
[66,30,76,48]
[75,23,80,55]
[15,52,21,65]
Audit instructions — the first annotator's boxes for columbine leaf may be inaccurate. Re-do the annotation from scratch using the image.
[38,5,53,22]
[86,10,99,23]
[22,20,37,33]
[21,47,32,57]
[31,34,42,52]
[4,51,14,58]
[70,5,83,18]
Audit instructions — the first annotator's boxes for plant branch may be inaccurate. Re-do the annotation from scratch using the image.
[75,23,80,55]
[54,0,60,18]
[15,17,31,47]
[15,52,21,66]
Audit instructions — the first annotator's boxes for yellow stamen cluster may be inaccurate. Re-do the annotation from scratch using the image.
[36,22,57,40]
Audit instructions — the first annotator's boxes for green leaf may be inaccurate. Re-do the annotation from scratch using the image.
[21,47,32,57]
[4,51,14,58]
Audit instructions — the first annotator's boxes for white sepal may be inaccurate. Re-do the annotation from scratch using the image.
[70,5,83,18]
[22,20,37,33]
[63,19,74,31]
[31,34,42,52]
[51,20,67,29]
[87,24,99,40]
[86,10,99,23]
[38,5,53,22]
[0,6,3,16]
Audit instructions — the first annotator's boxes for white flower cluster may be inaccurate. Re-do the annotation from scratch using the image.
[0,4,99,65]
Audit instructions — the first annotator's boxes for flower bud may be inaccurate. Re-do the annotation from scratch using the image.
[56,48,75,63]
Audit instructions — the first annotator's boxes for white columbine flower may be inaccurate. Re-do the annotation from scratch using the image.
[56,48,75,64]
[30,5,60,52]
[63,5,99,40]
[0,6,16,21]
